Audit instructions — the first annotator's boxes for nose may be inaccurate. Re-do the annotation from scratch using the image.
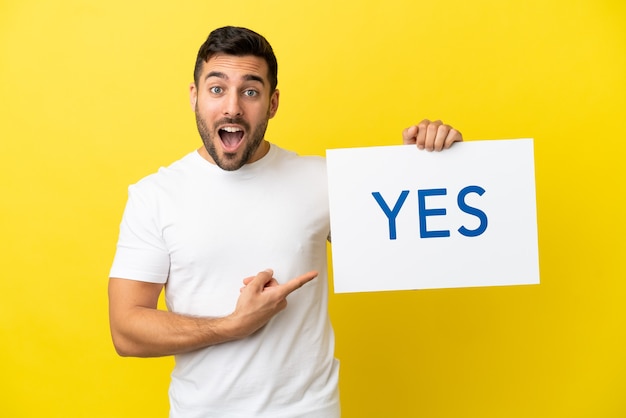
[223,91,243,116]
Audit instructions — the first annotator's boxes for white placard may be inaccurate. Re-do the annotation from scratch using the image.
[326,139,539,293]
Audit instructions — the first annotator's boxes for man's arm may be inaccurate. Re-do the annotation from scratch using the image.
[108,269,317,357]
[402,119,463,151]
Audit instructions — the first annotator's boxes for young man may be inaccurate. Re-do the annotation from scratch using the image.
[108,26,462,418]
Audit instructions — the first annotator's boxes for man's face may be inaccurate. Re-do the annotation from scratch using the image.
[190,53,279,171]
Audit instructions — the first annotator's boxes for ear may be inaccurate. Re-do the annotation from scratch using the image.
[268,89,280,119]
[189,83,198,111]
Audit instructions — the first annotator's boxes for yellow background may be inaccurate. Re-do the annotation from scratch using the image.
[1,0,625,417]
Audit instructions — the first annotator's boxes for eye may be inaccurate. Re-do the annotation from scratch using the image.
[209,86,223,94]
[243,89,258,97]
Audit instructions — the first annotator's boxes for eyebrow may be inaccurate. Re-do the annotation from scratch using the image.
[204,71,265,86]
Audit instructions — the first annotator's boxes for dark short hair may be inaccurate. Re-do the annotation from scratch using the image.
[193,26,278,92]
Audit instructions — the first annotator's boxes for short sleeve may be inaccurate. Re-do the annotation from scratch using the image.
[109,183,170,283]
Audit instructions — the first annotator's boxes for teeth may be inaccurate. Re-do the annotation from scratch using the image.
[221,126,242,132]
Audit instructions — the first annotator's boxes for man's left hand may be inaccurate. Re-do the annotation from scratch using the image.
[402,119,463,151]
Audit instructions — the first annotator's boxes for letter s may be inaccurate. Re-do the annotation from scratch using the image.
[457,185,488,237]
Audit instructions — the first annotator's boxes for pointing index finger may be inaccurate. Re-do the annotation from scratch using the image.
[280,270,318,295]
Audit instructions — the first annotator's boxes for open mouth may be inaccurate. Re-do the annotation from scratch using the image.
[218,126,245,152]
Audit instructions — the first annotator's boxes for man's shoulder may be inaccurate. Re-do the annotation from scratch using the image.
[130,151,199,193]
[272,144,326,172]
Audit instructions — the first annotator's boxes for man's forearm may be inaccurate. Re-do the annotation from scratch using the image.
[110,307,239,357]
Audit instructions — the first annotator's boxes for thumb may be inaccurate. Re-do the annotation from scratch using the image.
[248,269,274,291]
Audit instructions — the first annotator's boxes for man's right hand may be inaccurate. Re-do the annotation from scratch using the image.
[227,269,318,339]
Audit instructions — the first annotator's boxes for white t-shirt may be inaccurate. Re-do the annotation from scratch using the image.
[110,145,340,418]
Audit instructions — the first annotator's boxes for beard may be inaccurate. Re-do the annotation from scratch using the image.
[195,108,270,172]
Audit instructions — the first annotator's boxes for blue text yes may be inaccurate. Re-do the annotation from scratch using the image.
[371,186,488,240]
